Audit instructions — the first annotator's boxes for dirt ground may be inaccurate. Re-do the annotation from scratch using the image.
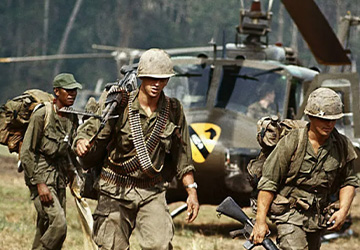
[1,151,360,249]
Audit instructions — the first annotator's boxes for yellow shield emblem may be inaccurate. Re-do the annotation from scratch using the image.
[189,123,221,163]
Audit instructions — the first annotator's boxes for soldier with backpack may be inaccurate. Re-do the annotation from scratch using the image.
[249,87,359,250]
[20,73,82,250]
[74,48,199,250]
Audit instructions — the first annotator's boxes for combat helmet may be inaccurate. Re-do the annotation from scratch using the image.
[304,87,343,120]
[137,48,175,78]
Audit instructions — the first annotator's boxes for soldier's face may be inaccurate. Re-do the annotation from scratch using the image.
[54,88,77,107]
[309,116,337,137]
[140,77,168,98]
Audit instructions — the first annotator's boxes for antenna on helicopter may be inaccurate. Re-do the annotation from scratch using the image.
[237,0,272,46]
[208,38,217,60]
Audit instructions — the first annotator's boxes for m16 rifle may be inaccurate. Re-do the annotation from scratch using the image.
[216,196,278,250]
[60,64,138,145]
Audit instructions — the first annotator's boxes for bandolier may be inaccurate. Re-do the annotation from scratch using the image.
[74,48,199,250]
[104,90,170,188]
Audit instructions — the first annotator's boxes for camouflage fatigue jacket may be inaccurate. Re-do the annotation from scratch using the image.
[20,103,78,198]
[258,125,359,231]
[74,88,195,200]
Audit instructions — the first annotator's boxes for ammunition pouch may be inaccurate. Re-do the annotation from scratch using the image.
[250,194,292,216]
[269,194,291,215]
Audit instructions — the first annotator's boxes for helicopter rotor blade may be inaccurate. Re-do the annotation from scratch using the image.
[281,0,351,65]
[93,44,223,57]
[0,53,113,63]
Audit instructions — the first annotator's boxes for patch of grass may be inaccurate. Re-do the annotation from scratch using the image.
[1,162,360,249]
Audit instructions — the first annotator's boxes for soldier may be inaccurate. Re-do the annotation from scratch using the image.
[247,83,277,120]
[20,73,82,249]
[75,48,199,250]
[250,87,359,250]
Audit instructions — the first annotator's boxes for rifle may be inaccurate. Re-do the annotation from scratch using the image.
[60,64,138,145]
[216,196,278,250]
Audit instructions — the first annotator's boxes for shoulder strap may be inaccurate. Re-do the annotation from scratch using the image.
[43,102,53,129]
[31,102,52,129]
[280,126,308,197]
[169,97,184,131]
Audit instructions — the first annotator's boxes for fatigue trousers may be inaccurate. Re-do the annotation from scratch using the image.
[277,223,325,250]
[93,190,174,250]
[32,187,67,250]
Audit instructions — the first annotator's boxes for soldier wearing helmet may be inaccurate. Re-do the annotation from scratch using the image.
[75,48,199,249]
[250,87,359,250]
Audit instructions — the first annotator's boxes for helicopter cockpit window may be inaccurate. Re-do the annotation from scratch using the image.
[215,66,287,120]
[164,63,211,108]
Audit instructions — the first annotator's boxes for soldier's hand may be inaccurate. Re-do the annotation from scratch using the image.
[250,221,269,245]
[76,139,91,157]
[327,209,347,231]
[37,183,53,205]
[185,191,199,223]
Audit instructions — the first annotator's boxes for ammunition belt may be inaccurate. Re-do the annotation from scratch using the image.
[107,91,170,178]
[100,167,163,188]
[106,86,129,108]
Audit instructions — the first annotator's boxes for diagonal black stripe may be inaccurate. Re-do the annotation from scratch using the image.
[189,125,210,159]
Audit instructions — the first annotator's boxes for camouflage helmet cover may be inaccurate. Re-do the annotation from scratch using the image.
[137,48,175,78]
[304,87,343,120]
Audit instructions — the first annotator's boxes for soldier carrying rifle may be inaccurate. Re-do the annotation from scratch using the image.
[74,48,199,250]
[250,87,359,250]
[20,73,82,249]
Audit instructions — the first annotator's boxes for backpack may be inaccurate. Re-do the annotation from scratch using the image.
[246,116,308,215]
[0,89,54,154]
[247,116,308,190]
[247,115,350,216]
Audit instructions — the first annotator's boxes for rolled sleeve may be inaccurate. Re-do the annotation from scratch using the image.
[340,160,359,188]
[339,138,359,188]
[257,177,279,192]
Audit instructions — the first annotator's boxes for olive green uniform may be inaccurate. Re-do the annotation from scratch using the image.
[247,101,277,120]
[20,104,78,250]
[75,89,194,250]
[258,125,359,250]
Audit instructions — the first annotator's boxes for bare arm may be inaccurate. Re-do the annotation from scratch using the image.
[182,171,199,223]
[327,185,355,231]
[250,190,274,244]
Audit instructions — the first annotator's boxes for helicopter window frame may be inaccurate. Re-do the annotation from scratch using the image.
[214,65,289,119]
[164,60,213,108]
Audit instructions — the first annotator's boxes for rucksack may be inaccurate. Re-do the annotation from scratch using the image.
[0,89,54,154]
[247,115,308,191]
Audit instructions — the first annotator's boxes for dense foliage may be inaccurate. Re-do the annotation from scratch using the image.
[1,0,360,103]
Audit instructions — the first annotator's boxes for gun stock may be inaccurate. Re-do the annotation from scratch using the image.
[216,196,253,227]
[216,196,279,250]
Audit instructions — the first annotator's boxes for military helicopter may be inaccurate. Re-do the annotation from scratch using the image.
[163,0,360,206]
[1,0,360,208]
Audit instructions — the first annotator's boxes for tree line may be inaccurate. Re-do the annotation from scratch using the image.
[0,0,359,103]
